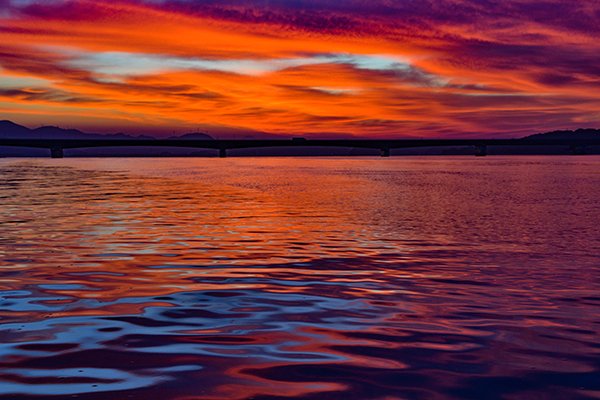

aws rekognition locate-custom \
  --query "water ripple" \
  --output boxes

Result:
[0,157,599,399]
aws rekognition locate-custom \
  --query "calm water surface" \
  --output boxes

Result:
[0,156,599,399]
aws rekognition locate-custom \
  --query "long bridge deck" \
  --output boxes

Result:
[1,138,599,158]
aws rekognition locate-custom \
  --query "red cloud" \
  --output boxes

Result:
[0,0,599,137]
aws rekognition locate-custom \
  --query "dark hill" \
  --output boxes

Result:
[0,120,214,140]
[525,128,600,140]
[0,120,35,138]
[0,121,155,140]
[169,132,214,140]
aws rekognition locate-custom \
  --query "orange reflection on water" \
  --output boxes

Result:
[0,157,599,399]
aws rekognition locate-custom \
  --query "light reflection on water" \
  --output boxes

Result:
[0,156,599,399]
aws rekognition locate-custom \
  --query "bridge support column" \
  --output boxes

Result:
[50,147,64,158]
[475,145,487,157]
[380,148,390,157]
[219,148,227,158]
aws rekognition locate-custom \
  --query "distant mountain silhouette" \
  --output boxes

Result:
[0,120,31,137]
[0,120,216,157]
[1,120,598,141]
[0,120,213,140]
[0,120,155,140]
[524,128,600,140]
[169,132,214,140]
[1,119,599,156]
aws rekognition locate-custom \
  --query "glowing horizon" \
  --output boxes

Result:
[1,0,599,138]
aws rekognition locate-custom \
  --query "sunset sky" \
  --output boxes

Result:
[0,0,599,138]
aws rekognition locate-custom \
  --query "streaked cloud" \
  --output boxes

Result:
[60,49,418,79]
[0,0,599,137]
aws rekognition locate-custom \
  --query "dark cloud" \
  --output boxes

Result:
[127,0,600,35]
[0,87,103,103]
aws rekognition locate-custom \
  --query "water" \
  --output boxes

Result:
[0,156,599,399]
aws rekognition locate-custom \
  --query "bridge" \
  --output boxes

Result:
[1,138,599,158]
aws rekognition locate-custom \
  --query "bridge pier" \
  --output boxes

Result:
[219,148,227,158]
[50,147,64,158]
[380,148,390,157]
[474,144,487,157]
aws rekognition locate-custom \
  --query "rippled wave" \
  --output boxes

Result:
[0,157,599,399]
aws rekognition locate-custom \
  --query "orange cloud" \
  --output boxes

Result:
[0,0,599,137]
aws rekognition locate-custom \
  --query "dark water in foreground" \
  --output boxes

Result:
[0,156,599,400]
